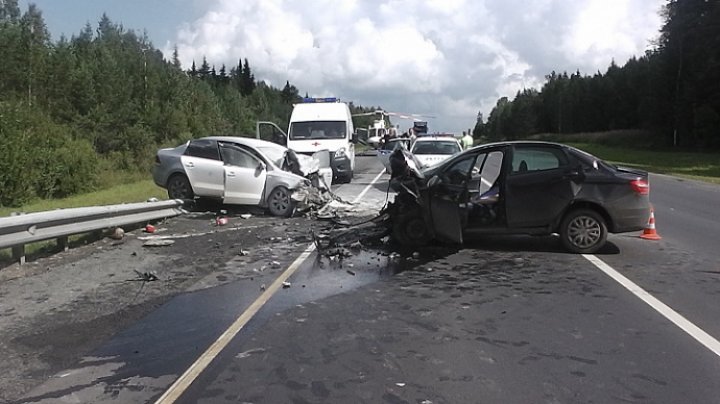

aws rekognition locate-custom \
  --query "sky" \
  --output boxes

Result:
[20,0,666,134]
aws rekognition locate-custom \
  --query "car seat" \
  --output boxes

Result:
[519,160,528,172]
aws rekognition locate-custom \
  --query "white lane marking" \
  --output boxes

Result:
[155,169,386,404]
[583,254,720,358]
[353,169,386,204]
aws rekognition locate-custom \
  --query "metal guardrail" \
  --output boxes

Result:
[0,199,187,265]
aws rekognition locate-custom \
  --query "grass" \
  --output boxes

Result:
[528,130,720,184]
[0,178,167,263]
[566,143,720,184]
[0,180,167,217]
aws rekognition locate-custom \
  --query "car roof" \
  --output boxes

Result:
[201,136,285,150]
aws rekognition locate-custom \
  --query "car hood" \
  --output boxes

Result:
[414,154,453,168]
[295,151,330,175]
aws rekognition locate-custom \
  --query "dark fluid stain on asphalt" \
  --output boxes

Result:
[37,244,443,399]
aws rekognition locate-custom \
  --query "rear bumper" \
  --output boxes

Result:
[610,203,650,233]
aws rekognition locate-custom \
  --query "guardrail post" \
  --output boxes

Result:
[12,245,25,265]
[58,236,69,252]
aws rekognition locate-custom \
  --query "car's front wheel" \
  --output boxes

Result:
[392,210,431,246]
[167,174,194,200]
[559,208,607,253]
[267,186,294,217]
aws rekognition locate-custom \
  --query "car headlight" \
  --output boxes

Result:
[334,148,346,158]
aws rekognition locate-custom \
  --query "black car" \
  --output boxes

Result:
[387,141,651,253]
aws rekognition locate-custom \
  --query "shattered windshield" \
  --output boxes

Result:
[256,145,286,167]
[289,121,346,140]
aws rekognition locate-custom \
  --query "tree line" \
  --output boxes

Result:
[475,0,720,150]
[0,1,378,207]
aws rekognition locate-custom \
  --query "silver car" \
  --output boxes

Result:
[153,136,332,216]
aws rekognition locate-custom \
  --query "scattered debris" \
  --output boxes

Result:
[395,382,406,387]
[238,249,249,256]
[282,281,291,288]
[146,197,159,202]
[261,284,266,291]
[110,227,125,240]
[271,261,281,268]
[235,348,266,359]
[216,217,229,226]
[129,270,159,282]
[346,270,356,276]
[240,213,252,219]
[412,252,420,259]
[142,239,175,247]
[144,224,157,233]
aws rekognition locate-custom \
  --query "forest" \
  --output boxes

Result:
[2,1,718,208]
[0,1,379,207]
[475,0,720,151]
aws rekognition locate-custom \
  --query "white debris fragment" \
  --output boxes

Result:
[235,348,266,359]
[282,281,291,288]
[271,261,281,268]
[395,382,406,387]
[240,214,252,219]
[142,239,175,247]
[110,227,125,240]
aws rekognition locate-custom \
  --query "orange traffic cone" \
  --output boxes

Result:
[640,206,662,240]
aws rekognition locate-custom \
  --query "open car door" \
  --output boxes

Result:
[256,121,287,147]
[427,155,477,243]
[218,142,267,205]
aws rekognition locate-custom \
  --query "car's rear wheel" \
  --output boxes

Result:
[167,174,194,200]
[392,210,431,246]
[559,208,607,253]
[268,186,294,217]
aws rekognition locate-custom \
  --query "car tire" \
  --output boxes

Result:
[167,174,194,200]
[392,210,431,246]
[267,186,294,217]
[559,208,608,254]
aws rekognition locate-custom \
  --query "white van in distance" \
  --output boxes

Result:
[257,97,357,184]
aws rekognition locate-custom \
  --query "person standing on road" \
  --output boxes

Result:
[461,131,474,150]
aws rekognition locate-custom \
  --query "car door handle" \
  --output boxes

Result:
[227,171,236,177]
[185,162,194,168]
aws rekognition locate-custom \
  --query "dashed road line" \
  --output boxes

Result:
[155,169,386,404]
[583,254,720,358]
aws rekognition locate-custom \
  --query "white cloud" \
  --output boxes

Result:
[167,0,665,134]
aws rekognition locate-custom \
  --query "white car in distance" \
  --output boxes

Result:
[410,136,463,168]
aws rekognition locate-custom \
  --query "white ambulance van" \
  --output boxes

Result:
[257,97,357,184]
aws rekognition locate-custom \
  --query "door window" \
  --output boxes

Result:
[185,139,220,160]
[511,146,568,174]
[219,143,260,169]
[442,156,475,186]
[472,151,504,194]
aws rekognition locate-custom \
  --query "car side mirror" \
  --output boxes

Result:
[352,132,359,144]
[427,175,442,188]
[256,161,266,171]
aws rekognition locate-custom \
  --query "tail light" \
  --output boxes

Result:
[630,179,649,195]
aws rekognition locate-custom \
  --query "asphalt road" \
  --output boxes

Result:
[15,155,720,404]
